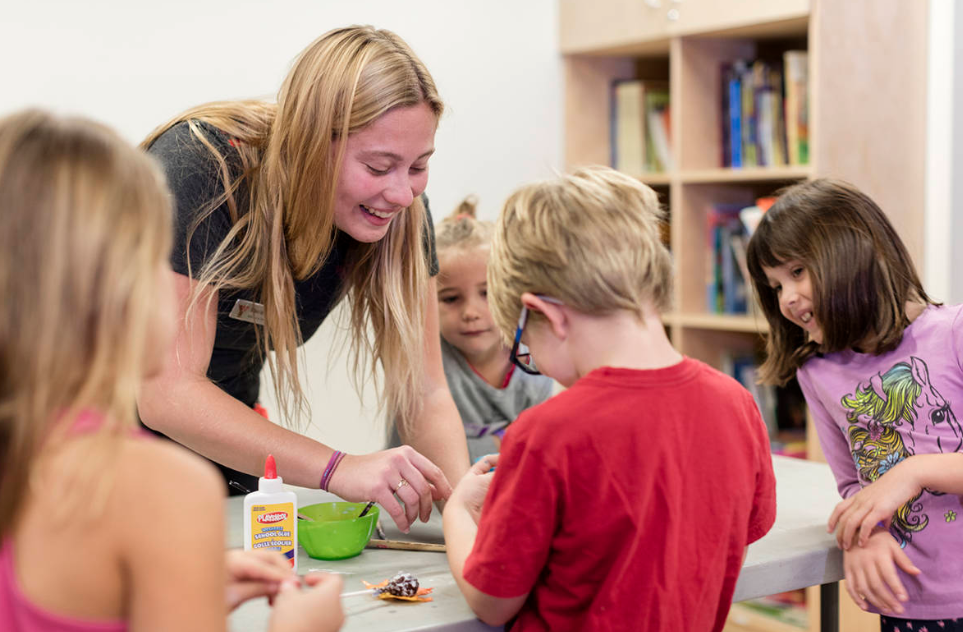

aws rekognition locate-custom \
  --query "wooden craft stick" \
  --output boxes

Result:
[365,539,446,552]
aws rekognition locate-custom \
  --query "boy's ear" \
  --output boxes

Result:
[520,292,568,340]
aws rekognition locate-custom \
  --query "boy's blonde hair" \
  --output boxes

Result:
[141,25,443,433]
[0,110,173,533]
[436,196,493,255]
[488,166,671,341]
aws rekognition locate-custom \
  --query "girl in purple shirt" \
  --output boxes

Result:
[746,178,963,631]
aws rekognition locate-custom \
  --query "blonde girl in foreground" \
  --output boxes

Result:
[0,110,342,631]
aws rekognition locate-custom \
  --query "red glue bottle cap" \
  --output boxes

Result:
[258,454,283,492]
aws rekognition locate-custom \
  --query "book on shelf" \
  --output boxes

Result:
[610,79,672,175]
[722,353,809,459]
[783,50,809,166]
[721,56,804,169]
[706,203,749,315]
[612,80,645,176]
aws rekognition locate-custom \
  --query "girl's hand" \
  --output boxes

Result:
[269,573,344,632]
[327,447,453,533]
[827,460,921,549]
[224,549,297,611]
[842,528,920,615]
[449,454,498,525]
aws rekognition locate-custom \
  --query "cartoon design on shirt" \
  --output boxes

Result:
[840,357,962,546]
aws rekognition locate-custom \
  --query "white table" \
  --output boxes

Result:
[228,456,844,631]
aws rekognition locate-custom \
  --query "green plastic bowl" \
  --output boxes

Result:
[298,502,379,560]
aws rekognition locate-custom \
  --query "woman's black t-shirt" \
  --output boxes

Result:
[146,120,438,491]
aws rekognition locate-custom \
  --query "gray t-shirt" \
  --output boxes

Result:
[440,339,555,462]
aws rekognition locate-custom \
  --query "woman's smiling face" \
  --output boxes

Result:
[332,102,437,243]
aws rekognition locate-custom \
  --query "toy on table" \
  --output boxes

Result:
[341,571,434,602]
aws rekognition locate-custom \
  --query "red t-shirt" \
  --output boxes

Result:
[463,359,776,632]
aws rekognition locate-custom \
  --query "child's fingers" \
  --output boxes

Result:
[228,549,295,582]
[838,504,871,550]
[893,545,922,576]
[827,497,854,532]
[227,580,279,610]
[877,557,909,606]
[844,566,870,611]
[470,454,498,475]
[866,562,903,615]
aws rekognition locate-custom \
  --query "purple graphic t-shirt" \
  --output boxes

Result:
[798,304,963,620]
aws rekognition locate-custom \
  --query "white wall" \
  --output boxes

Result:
[925,0,963,304]
[1,0,563,453]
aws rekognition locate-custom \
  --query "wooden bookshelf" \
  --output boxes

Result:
[560,0,928,630]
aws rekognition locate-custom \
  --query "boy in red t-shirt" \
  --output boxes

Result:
[442,166,777,631]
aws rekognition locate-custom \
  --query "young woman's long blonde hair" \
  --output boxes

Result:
[0,110,173,534]
[141,26,444,430]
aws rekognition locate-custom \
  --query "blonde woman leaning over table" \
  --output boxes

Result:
[137,26,470,533]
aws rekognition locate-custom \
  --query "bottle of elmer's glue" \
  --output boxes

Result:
[243,454,298,570]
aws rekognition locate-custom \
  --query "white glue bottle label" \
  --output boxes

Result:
[243,454,298,570]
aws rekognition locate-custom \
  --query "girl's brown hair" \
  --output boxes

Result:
[0,110,172,533]
[141,25,444,430]
[746,178,937,386]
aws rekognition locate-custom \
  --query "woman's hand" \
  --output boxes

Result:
[828,460,921,549]
[224,549,297,611]
[327,446,453,533]
[842,528,920,615]
[449,454,498,525]
[269,573,344,632]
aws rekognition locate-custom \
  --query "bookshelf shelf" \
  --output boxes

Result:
[672,312,768,334]
[678,166,810,184]
[636,172,672,186]
[561,1,927,631]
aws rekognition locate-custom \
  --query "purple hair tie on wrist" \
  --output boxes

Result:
[320,450,346,491]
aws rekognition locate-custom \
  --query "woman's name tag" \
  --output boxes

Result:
[229,299,265,325]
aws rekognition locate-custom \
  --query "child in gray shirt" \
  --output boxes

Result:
[434,197,554,461]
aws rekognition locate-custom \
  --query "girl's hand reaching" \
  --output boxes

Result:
[842,528,920,615]
[827,459,921,549]
[269,573,344,632]
[224,549,297,611]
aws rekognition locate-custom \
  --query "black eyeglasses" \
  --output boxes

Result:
[510,296,564,375]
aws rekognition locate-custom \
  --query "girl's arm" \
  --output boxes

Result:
[119,440,343,632]
[138,272,452,532]
[119,439,228,631]
[797,371,863,498]
[443,456,527,626]
[394,281,471,496]
[829,453,963,547]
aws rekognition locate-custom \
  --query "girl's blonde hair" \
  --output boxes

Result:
[488,166,672,342]
[141,26,444,430]
[746,178,937,386]
[436,196,493,255]
[0,110,172,534]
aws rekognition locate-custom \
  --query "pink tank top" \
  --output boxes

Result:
[0,536,126,632]
[0,411,129,631]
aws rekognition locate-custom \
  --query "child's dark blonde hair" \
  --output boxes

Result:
[0,110,173,533]
[487,166,671,342]
[746,178,937,386]
[436,195,493,255]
